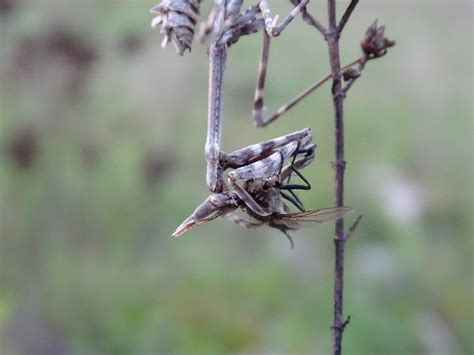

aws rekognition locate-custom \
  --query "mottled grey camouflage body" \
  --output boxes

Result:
[173,142,351,247]
[173,127,351,248]
[151,0,201,55]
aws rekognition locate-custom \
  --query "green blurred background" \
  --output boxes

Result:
[0,0,472,354]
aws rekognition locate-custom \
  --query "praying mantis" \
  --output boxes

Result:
[150,0,353,246]
[172,128,352,247]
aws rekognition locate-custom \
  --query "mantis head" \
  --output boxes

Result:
[172,193,237,237]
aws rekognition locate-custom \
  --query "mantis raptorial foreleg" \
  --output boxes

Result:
[223,128,311,168]
[205,0,311,191]
[259,0,310,37]
[226,137,310,217]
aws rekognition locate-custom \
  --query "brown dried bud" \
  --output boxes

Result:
[361,20,396,59]
[151,0,201,55]
[342,67,361,81]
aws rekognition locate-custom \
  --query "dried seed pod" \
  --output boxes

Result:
[150,0,202,55]
[361,20,396,59]
[342,67,361,81]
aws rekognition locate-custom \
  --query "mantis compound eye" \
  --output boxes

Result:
[209,194,234,207]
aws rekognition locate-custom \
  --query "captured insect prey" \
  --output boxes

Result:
[173,130,353,248]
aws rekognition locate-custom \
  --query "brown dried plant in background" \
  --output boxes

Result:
[5,125,39,170]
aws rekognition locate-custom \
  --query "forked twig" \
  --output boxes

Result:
[344,215,362,240]
[338,0,359,34]
[290,0,327,36]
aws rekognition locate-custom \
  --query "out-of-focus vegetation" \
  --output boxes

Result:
[0,1,472,354]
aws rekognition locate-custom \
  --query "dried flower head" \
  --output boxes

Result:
[151,0,201,55]
[342,67,361,81]
[361,20,395,59]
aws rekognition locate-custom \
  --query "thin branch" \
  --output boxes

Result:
[326,0,348,354]
[290,0,328,36]
[338,0,359,34]
[344,215,362,240]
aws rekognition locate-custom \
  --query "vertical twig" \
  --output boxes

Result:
[298,2,391,352]
[326,1,348,354]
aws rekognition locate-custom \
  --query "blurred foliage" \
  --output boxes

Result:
[0,0,472,354]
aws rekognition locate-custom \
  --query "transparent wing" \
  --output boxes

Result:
[273,206,353,229]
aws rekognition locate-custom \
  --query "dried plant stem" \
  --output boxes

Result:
[326,0,359,354]
[338,0,359,33]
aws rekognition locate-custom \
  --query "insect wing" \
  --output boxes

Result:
[275,206,353,229]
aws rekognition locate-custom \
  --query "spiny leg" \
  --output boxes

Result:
[227,142,304,218]
[252,1,363,127]
[224,133,313,218]
[280,161,311,212]
[253,30,271,127]
[286,142,301,184]
[254,75,334,127]
[280,143,316,182]
[280,147,315,212]
[281,165,312,190]
[253,58,362,127]
[285,141,315,183]
[227,141,302,218]
[253,0,312,127]
[259,0,310,37]
[252,0,360,128]
[229,174,271,217]
[281,190,305,212]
